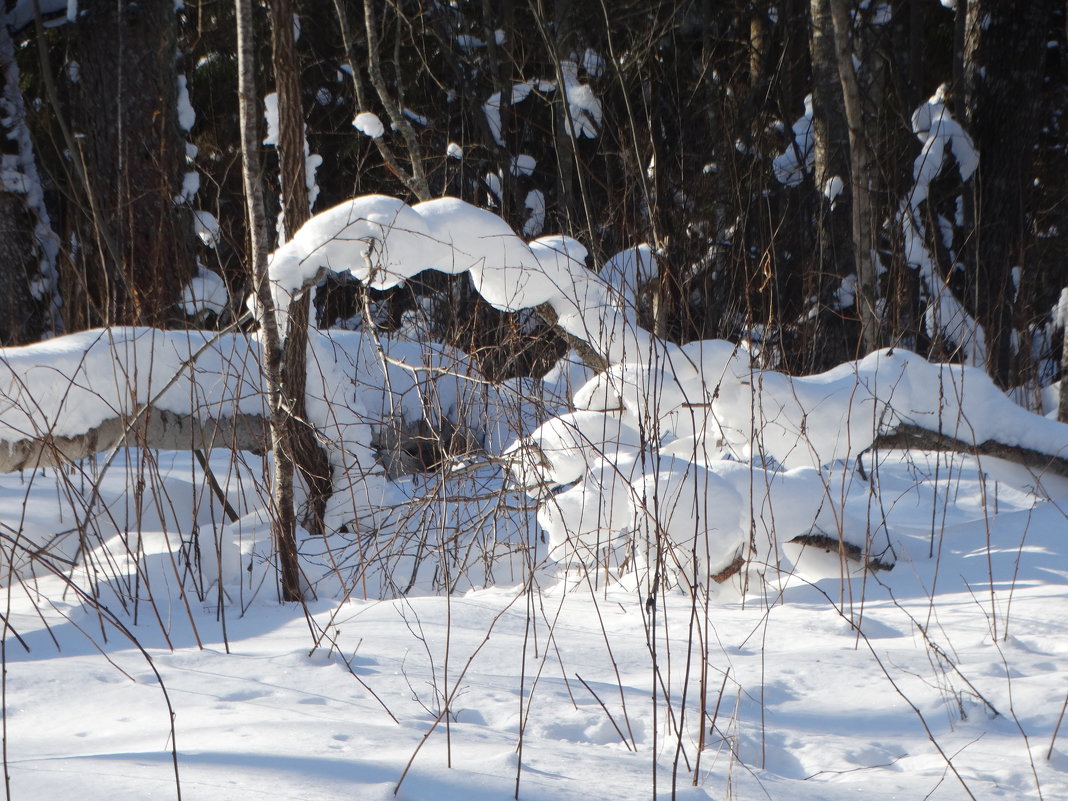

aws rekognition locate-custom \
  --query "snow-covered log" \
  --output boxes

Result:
[0,407,266,473]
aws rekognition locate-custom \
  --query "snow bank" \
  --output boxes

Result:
[264,194,1068,592]
[8,193,1068,600]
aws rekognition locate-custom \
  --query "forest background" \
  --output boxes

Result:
[3,0,1066,408]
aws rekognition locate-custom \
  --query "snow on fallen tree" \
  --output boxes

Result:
[3,194,1068,598]
[265,195,1068,590]
[0,326,543,522]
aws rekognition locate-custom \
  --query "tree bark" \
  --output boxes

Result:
[828,0,880,355]
[961,0,1053,387]
[0,20,47,345]
[237,0,303,602]
[268,0,332,538]
[0,195,41,345]
[0,408,267,474]
[871,422,1068,481]
[808,0,856,358]
[64,0,195,329]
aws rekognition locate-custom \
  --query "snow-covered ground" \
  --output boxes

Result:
[2,444,1066,801]
[2,190,1067,800]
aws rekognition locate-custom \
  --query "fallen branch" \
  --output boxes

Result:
[872,422,1068,480]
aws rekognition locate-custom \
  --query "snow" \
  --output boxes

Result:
[403,107,428,126]
[1053,287,1068,329]
[483,71,600,145]
[909,86,977,207]
[455,34,485,50]
[583,47,605,77]
[822,174,844,205]
[901,87,984,363]
[8,0,70,30]
[352,111,384,139]
[4,193,1068,801]
[177,74,195,131]
[511,153,536,176]
[601,244,658,309]
[192,209,220,247]
[773,95,814,186]
[263,92,279,146]
[181,265,228,317]
[523,189,545,237]
[561,61,602,139]
[2,447,1068,800]
[178,170,200,203]
[483,82,535,146]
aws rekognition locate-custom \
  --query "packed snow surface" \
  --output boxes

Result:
[2,446,1068,801]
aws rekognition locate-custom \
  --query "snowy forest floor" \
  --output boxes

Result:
[1,449,1067,800]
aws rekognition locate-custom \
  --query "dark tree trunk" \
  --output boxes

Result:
[65,0,195,328]
[0,16,50,344]
[828,0,880,356]
[808,0,856,362]
[962,0,1053,387]
[237,0,303,602]
[269,0,332,537]
[0,194,42,345]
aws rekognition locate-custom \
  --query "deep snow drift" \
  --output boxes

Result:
[1,194,1067,799]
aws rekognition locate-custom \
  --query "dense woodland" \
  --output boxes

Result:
[1,0,1066,404]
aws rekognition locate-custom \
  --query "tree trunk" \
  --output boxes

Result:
[828,0,880,355]
[808,0,856,360]
[962,0,1052,387]
[0,19,48,345]
[236,0,303,602]
[268,0,332,538]
[1060,309,1068,423]
[65,0,195,329]
[0,195,41,346]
